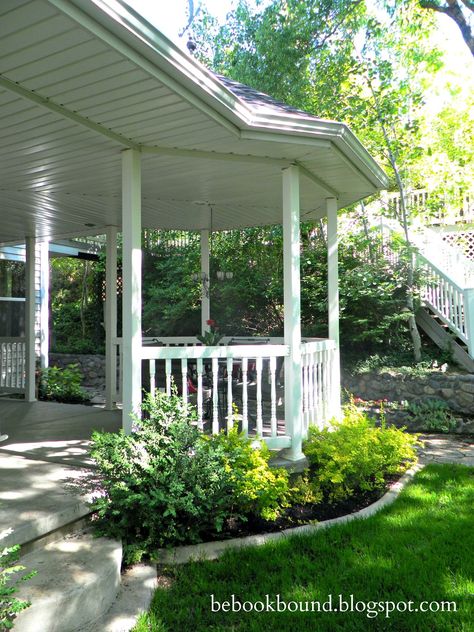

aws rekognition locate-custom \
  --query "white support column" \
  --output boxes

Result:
[464,288,474,358]
[200,229,210,335]
[122,149,142,433]
[39,240,49,369]
[25,236,36,402]
[327,197,341,419]
[105,225,118,410]
[282,165,304,461]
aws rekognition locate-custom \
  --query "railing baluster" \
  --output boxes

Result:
[212,357,219,434]
[241,358,248,436]
[149,359,156,397]
[256,356,263,436]
[0,343,3,387]
[197,358,203,431]
[270,355,277,437]
[165,358,172,395]
[181,358,188,406]
[227,357,233,431]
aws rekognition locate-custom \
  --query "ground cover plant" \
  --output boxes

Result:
[134,464,474,632]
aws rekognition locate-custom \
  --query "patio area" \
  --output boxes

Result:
[0,398,121,467]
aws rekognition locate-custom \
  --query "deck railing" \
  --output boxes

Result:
[0,337,26,392]
[114,337,337,449]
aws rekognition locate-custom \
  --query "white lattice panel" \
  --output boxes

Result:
[442,231,474,262]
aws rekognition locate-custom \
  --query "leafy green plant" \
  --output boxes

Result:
[202,428,289,521]
[90,392,289,562]
[1,543,36,630]
[407,399,457,433]
[196,319,223,345]
[303,403,419,503]
[38,364,89,404]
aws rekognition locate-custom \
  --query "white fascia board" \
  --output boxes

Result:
[53,0,388,192]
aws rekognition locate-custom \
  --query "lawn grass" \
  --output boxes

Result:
[133,464,474,631]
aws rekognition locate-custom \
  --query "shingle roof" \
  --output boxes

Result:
[215,74,315,119]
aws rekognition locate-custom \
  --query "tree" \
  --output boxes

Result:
[418,0,474,56]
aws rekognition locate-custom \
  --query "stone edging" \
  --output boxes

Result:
[153,463,424,565]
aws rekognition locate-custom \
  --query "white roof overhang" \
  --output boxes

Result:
[0,0,389,243]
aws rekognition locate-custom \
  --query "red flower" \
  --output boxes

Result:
[206,319,216,327]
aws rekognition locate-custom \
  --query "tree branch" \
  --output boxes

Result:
[419,0,474,56]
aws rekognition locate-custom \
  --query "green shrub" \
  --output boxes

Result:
[407,399,458,433]
[303,403,419,503]
[0,544,36,630]
[38,364,89,404]
[90,392,289,562]
[202,429,289,521]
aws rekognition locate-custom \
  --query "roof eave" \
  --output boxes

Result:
[53,0,389,193]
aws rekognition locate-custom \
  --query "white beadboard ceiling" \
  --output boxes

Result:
[0,0,389,243]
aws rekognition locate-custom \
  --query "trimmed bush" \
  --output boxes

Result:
[303,403,419,503]
[90,392,289,562]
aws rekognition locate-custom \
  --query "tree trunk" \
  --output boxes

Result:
[366,73,422,362]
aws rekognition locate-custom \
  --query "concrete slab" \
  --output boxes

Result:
[14,531,122,632]
[0,452,98,548]
[0,399,121,466]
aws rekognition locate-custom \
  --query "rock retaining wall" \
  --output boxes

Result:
[343,370,474,415]
[49,353,106,388]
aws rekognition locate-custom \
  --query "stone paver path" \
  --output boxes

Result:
[418,433,474,467]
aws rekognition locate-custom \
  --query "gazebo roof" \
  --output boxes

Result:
[0,0,389,243]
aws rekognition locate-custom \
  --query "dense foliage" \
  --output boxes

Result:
[303,403,419,502]
[90,392,290,563]
[38,364,89,404]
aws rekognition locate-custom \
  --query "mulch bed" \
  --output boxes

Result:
[206,475,400,542]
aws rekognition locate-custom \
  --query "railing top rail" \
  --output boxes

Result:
[141,344,290,360]
[379,219,474,288]
[302,339,337,352]
[0,337,26,343]
[416,253,464,293]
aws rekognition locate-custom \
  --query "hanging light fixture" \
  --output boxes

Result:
[192,204,233,287]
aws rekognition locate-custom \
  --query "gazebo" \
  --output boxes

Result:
[0,0,388,461]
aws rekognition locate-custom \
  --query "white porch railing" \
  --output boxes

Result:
[377,220,474,357]
[387,189,474,225]
[0,337,26,392]
[301,339,336,434]
[114,337,337,449]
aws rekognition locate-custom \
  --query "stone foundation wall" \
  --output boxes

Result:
[343,370,474,415]
[49,353,106,388]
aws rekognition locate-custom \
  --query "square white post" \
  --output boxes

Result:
[122,149,142,433]
[39,240,49,369]
[25,236,36,402]
[327,197,341,419]
[282,165,304,461]
[464,288,474,358]
[200,229,210,335]
[105,225,118,410]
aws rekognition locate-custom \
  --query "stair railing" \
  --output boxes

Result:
[377,218,474,359]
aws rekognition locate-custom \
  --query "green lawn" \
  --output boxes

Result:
[134,464,474,631]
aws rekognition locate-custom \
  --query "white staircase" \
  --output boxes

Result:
[377,218,474,371]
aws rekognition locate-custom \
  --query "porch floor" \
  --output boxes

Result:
[0,398,121,467]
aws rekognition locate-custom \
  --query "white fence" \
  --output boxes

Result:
[114,336,337,449]
[0,337,26,392]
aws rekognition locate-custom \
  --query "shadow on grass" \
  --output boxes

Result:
[138,464,474,632]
